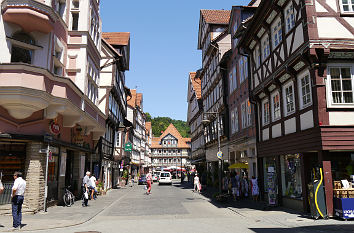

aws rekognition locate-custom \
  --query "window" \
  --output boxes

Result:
[271,91,281,120]
[254,46,261,68]
[272,18,282,48]
[72,0,79,8]
[262,99,270,126]
[283,81,295,115]
[241,102,247,129]
[71,13,79,30]
[328,66,353,104]
[298,70,312,109]
[231,108,236,134]
[240,56,248,83]
[340,0,354,13]
[246,100,252,126]
[280,154,302,200]
[284,2,295,32]
[261,35,270,61]
[10,32,35,64]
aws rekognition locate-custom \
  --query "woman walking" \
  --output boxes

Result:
[251,176,259,201]
[146,170,153,195]
[194,173,200,193]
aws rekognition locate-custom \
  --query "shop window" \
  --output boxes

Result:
[10,32,35,64]
[280,154,302,200]
[263,157,277,205]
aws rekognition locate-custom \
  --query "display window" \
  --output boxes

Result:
[280,154,302,200]
[263,157,278,205]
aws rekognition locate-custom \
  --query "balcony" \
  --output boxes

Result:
[1,0,59,34]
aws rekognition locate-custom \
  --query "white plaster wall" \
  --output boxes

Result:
[345,18,354,28]
[315,0,328,12]
[32,31,50,69]
[284,117,296,135]
[98,87,106,114]
[70,46,87,93]
[287,24,304,56]
[329,112,354,125]
[127,107,134,123]
[300,110,314,130]
[262,128,269,141]
[272,123,281,138]
[326,0,338,12]
[0,21,19,62]
[317,18,353,38]
[99,71,111,86]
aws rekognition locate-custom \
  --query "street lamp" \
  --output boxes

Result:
[202,111,222,194]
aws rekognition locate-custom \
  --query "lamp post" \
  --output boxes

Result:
[202,111,222,194]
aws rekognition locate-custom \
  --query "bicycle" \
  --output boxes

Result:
[63,186,75,207]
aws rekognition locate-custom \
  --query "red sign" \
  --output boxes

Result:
[49,122,60,135]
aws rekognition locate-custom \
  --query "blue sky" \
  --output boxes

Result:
[101,0,250,121]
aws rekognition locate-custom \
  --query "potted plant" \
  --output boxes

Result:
[97,181,103,195]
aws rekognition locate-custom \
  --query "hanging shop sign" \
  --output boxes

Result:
[49,121,60,135]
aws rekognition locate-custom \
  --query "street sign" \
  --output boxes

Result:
[124,142,132,152]
[217,151,223,159]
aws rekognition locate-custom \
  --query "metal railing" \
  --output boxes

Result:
[0,183,14,205]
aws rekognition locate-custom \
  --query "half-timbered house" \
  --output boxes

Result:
[238,0,354,212]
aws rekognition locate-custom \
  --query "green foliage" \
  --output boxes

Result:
[145,112,190,138]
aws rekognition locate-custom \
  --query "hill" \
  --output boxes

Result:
[145,113,190,138]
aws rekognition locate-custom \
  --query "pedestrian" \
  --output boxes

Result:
[146,170,152,195]
[11,171,26,231]
[251,176,259,202]
[89,174,97,200]
[230,172,237,200]
[82,171,90,206]
[235,172,241,200]
[194,173,200,193]
[242,175,249,198]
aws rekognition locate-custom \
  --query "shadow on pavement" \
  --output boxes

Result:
[250,224,354,233]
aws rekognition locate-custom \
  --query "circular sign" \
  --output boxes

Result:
[49,122,60,135]
[217,151,223,159]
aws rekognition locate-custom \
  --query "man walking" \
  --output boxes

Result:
[11,172,26,231]
[82,171,90,207]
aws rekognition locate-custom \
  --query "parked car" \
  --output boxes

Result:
[138,175,147,185]
[158,172,172,185]
[153,171,161,182]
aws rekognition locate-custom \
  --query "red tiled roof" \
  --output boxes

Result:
[190,72,202,100]
[102,32,130,46]
[127,89,143,108]
[201,9,231,25]
[151,123,190,149]
[136,93,143,108]
[145,122,151,134]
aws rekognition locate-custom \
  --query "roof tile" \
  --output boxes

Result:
[201,9,231,24]
[102,32,130,46]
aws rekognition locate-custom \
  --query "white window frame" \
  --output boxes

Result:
[284,2,295,33]
[231,108,235,134]
[297,69,312,109]
[241,101,247,129]
[261,34,270,61]
[326,64,354,108]
[271,91,281,121]
[262,98,270,126]
[253,45,261,68]
[282,81,295,116]
[246,99,252,127]
[271,17,283,49]
[235,107,239,132]
[340,0,354,13]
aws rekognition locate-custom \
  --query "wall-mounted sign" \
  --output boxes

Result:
[49,121,60,135]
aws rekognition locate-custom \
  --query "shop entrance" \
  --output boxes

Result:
[65,150,76,194]
[0,142,26,205]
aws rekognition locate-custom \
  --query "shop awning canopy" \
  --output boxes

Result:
[228,163,249,169]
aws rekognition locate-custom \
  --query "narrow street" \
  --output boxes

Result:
[4,181,350,233]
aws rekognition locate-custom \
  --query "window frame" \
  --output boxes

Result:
[261,34,270,61]
[326,64,354,108]
[271,17,283,49]
[271,91,281,121]
[262,98,270,126]
[340,0,354,13]
[297,69,312,109]
[282,80,296,116]
[284,2,295,33]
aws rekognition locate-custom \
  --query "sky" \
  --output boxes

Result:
[101,0,250,121]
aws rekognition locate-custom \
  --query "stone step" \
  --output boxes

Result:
[0,204,35,216]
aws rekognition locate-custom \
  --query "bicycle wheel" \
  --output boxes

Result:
[70,192,75,205]
[63,193,72,207]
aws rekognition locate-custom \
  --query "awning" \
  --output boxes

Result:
[228,163,249,169]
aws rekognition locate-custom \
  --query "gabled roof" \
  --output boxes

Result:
[127,89,143,109]
[145,122,151,135]
[190,72,202,100]
[151,123,190,149]
[201,9,231,25]
[102,32,130,46]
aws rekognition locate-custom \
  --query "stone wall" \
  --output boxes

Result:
[24,142,46,212]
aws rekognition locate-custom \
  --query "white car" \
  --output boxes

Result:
[158,172,172,185]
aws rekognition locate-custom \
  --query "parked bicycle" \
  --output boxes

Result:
[63,186,75,207]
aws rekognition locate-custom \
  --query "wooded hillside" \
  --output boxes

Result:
[145,113,190,138]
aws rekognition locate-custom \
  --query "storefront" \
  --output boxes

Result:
[262,157,278,206]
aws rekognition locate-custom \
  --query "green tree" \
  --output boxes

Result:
[145,114,190,138]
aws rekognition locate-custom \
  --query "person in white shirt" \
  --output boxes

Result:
[11,171,26,230]
[194,173,200,193]
[89,174,97,200]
